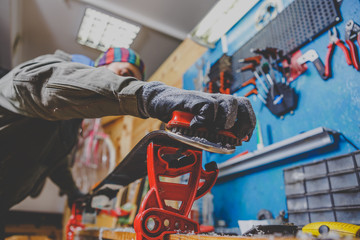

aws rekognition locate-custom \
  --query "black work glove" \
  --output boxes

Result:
[137,81,256,141]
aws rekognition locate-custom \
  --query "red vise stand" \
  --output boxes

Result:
[66,201,85,240]
[134,142,219,240]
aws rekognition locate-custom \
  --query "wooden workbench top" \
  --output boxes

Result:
[77,228,301,240]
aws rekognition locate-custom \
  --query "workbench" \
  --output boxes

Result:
[76,228,295,240]
[75,228,360,240]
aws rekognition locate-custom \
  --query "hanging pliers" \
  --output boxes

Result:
[345,20,360,71]
[325,27,352,77]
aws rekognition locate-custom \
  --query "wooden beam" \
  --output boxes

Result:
[148,37,207,88]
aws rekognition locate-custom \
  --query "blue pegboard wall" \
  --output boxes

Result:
[183,0,360,228]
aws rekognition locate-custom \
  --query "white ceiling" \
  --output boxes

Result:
[0,0,218,79]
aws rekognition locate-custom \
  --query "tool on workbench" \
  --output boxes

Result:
[297,49,328,80]
[345,20,360,71]
[302,222,360,238]
[325,27,352,77]
[242,224,298,236]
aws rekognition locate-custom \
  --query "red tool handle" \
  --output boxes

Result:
[335,39,352,65]
[325,43,335,77]
[241,63,256,72]
[346,39,360,70]
[244,88,258,97]
[242,77,256,87]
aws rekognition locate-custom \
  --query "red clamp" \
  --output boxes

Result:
[134,143,218,240]
[325,27,352,77]
[66,202,85,240]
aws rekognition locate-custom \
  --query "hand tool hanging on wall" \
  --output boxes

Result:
[241,77,265,102]
[265,82,298,117]
[218,54,232,94]
[275,50,292,83]
[325,27,352,78]
[239,51,298,117]
[239,60,269,94]
[252,47,278,81]
[238,59,268,104]
[345,20,360,71]
[250,48,298,117]
[297,49,328,80]
[206,54,233,94]
[231,0,342,89]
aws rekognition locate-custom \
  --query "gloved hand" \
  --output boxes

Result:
[137,81,256,141]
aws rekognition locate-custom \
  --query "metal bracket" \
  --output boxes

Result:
[218,127,338,179]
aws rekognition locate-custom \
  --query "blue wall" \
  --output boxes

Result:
[183,0,360,228]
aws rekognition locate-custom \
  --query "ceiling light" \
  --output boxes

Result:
[77,8,141,51]
[190,0,260,48]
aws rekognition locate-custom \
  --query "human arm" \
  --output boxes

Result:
[0,50,256,140]
[0,50,146,120]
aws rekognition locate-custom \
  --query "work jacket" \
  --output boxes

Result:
[0,50,146,211]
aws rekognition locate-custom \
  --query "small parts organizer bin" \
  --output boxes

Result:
[284,150,360,226]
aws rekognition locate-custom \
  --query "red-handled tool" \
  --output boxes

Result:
[345,20,360,71]
[244,88,258,97]
[219,71,231,94]
[242,77,257,87]
[325,27,352,77]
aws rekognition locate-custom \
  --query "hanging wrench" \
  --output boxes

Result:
[297,49,328,80]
